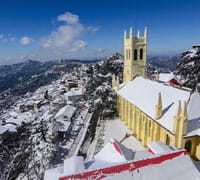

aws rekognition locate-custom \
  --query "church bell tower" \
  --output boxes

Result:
[123,27,147,82]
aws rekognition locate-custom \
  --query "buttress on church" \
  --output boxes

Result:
[112,27,200,160]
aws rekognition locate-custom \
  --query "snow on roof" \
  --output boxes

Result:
[186,92,200,136]
[5,111,33,125]
[64,88,83,97]
[9,111,18,118]
[89,139,150,170]
[94,154,200,180]
[52,140,200,180]
[52,95,65,104]
[147,141,174,154]
[0,126,8,135]
[53,121,71,132]
[6,117,23,126]
[94,139,131,163]
[158,72,174,82]
[63,156,85,175]
[3,124,17,132]
[54,105,76,120]
[117,76,200,136]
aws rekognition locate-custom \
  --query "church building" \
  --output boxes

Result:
[112,27,200,160]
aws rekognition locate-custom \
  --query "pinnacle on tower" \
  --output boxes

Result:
[173,100,181,133]
[124,30,127,39]
[182,101,188,135]
[144,27,147,39]
[155,92,162,119]
[158,92,162,107]
[182,101,187,118]
[130,27,133,38]
[137,30,140,38]
[177,100,181,116]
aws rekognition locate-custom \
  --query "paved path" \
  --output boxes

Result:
[66,110,93,158]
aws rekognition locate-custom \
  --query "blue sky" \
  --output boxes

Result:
[0,0,200,64]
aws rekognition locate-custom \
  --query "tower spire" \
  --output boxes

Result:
[182,101,188,135]
[144,27,147,39]
[155,92,162,119]
[130,27,133,38]
[182,101,187,117]
[124,30,127,40]
[177,100,181,116]
[137,30,140,38]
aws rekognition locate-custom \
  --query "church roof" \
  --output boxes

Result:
[158,72,174,82]
[44,140,200,180]
[117,76,200,137]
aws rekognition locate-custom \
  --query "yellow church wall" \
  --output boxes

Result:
[158,127,175,146]
[118,96,200,160]
[131,105,135,133]
[147,117,153,143]
[196,140,200,160]
[114,27,200,161]
[184,136,200,160]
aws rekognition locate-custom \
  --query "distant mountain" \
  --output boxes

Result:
[0,60,57,93]
[60,59,99,64]
[0,59,98,94]
[148,56,179,70]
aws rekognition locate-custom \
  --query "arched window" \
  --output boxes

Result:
[126,49,128,60]
[134,49,137,60]
[185,140,192,153]
[166,134,170,145]
[140,48,143,60]
[129,49,131,60]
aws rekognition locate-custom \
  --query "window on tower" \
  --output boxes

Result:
[134,49,137,60]
[140,48,143,60]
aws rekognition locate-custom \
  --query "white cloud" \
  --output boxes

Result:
[41,12,98,55]
[20,36,34,45]
[87,26,99,33]
[98,48,107,53]
[57,12,79,24]
[3,38,8,42]
[10,37,15,42]
[0,34,15,42]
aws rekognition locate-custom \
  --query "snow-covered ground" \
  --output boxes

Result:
[102,118,145,151]
[87,117,145,160]
[0,65,90,180]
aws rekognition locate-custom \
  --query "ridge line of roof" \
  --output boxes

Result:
[130,75,192,93]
